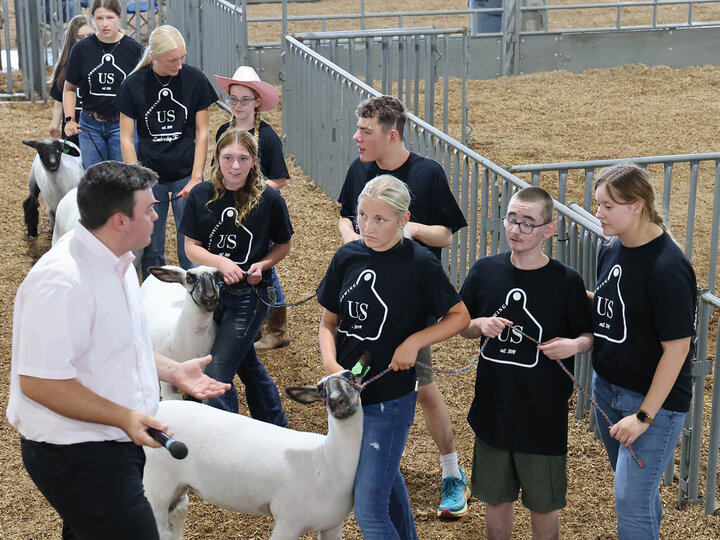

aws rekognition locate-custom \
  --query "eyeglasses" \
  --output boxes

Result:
[502,216,550,234]
[227,96,257,107]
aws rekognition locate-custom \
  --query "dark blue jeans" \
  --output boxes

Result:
[207,284,288,426]
[21,438,159,540]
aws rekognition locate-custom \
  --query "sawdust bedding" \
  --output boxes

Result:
[1,3,720,538]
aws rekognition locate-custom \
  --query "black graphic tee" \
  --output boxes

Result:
[460,252,592,455]
[317,240,461,406]
[592,233,696,412]
[115,64,218,182]
[180,182,293,283]
[65,34,144,116]
[338,153,467,260]
[215,121,289,181]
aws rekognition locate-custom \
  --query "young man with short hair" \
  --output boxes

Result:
[459,186,593,539]
[338,95,471,518]
[7,161,229,539]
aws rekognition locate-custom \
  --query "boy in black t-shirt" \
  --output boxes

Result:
[460,187,593,539]
[337,95,470,519]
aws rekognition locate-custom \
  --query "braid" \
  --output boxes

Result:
[253,111,261,146]
[649,207,667,232]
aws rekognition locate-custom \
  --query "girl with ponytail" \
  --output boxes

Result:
[590,163,696,539]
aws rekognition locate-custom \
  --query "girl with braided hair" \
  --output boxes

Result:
[214,66,292,351]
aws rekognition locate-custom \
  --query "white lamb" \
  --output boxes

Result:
[141,265,222,399]
[143,370,364,540]
[22,139,83,237]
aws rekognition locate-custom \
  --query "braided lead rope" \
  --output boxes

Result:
[251,287,318,308]
[504,324,644,469]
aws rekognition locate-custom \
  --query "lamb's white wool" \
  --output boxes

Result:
[140,265,222,399]
[22,139,83,237]
[143,371,364,540]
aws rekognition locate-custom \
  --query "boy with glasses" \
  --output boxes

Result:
[459,186,593,540]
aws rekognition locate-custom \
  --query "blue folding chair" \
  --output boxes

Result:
[126,1,159,41]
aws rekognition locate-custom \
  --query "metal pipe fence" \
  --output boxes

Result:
[507,153,720,295]
[293,27,469,145]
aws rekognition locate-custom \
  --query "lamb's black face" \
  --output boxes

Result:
[185,269,221,312]
[38,140,64,172]
[321,371,360,420]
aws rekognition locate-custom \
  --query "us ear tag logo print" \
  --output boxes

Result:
[88,54,125,96]
[146,88,188,142]
[207,207,253,263]
[593,264,627,343]
[338,270,388,341]
[483,288,542,368]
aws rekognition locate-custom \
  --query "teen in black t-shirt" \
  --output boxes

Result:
[460,187,593,539]
[180,127,291,427]
[115,25,218,278]
[591,164,696,539]
[317,174,469,539]
[63,1,143,169]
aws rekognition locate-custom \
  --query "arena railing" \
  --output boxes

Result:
[293,28,470,145]
[509,155,720,513]
[507,153,720,295]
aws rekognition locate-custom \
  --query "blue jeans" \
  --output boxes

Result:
[78,111,122,169]
[142,177,194,278]
[354,391,419,540]
[207,284,287,426]
[592,373,685,539]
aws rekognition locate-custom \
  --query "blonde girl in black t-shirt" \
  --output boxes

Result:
[317,175,469,539]
[591,163,696,539]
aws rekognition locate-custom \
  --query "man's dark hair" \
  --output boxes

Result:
[77,161,158,230]
[355,95,407,141]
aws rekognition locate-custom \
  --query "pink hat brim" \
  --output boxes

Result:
[214,74,279,112]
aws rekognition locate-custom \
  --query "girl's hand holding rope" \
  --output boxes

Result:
[390,338,421,371]
[609,413,650,448]
[216,257,246,285]
[245,264,263,285]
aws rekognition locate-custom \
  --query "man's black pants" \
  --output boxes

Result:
[21,438,159,539]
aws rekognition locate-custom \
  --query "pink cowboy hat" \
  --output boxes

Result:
[214,66,279,112]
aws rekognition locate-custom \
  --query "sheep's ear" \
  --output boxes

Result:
[62,141,81,157]
[285,385,323,405]
[148,265,186,284]
[350,351,372,384]
[22,140,38,150]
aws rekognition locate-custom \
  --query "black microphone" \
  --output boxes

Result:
[147,427,188,459]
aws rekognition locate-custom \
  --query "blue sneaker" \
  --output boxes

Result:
[437,466,471,519]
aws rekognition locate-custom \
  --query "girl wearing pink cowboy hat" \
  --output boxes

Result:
[214,65,291,351]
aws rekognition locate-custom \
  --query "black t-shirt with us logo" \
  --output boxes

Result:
[115,64,218,182]
[460,252,592,455]
[317,240,461,406]
[65,34,143,116]
[592,233,696,412]
[180,182,293,284]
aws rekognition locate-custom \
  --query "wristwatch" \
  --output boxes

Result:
[636,408,654,424]
[65,116,74,123]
